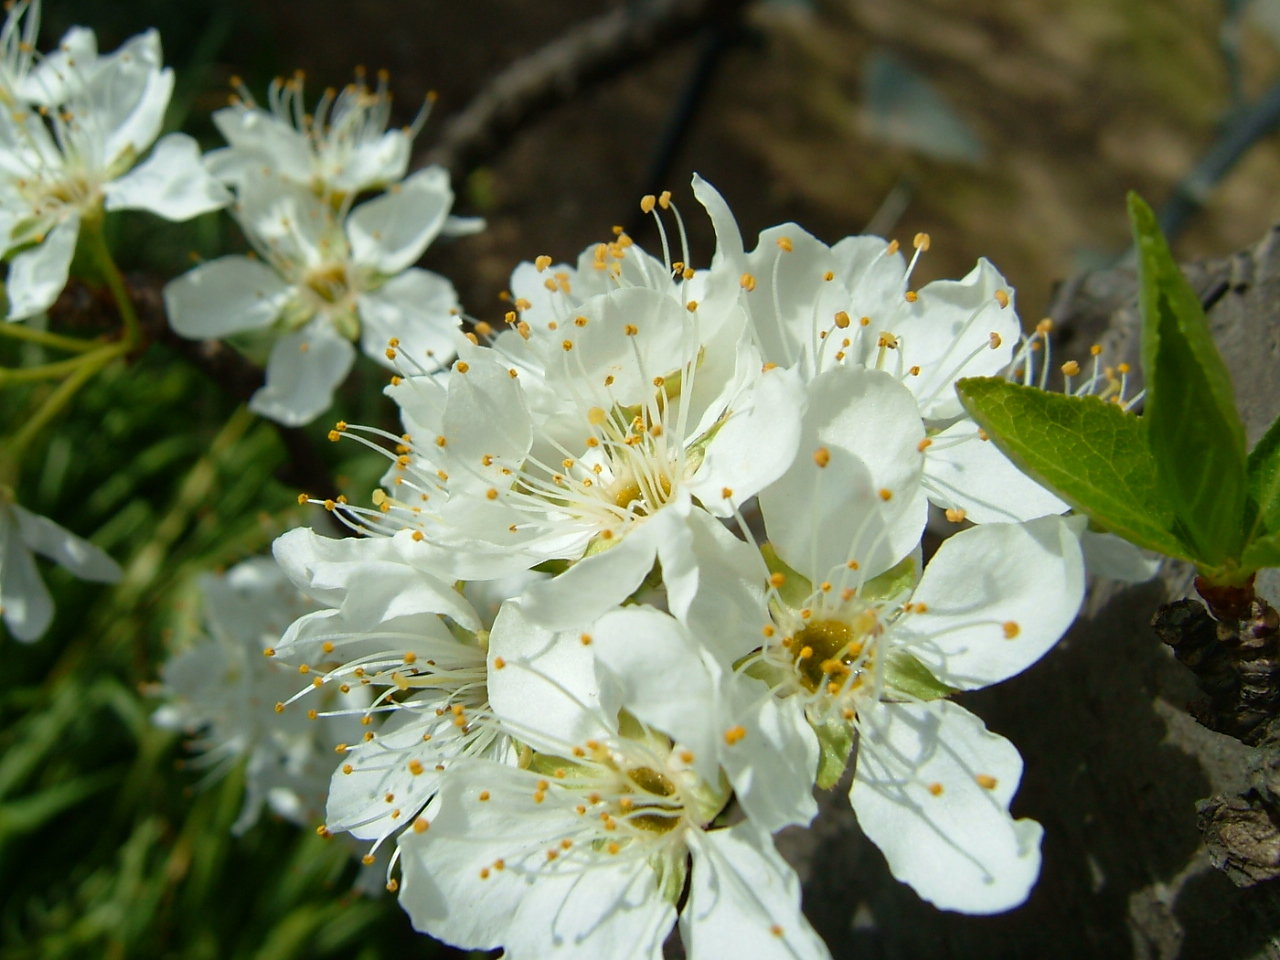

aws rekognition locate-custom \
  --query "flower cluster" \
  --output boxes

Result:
[249,178,1100,957]
[0,0,228,320]
[164,70,480,426]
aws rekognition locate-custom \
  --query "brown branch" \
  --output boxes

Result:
[424,0,752,179]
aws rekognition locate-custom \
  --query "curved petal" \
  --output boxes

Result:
[687,364,804,516]
[13,504,120,581]
[900,515,1084,690]
[890,258,1019,421]
[398,766,672,959]
[760,367,927,582]
[6,214,78,320]
[347,166,452,275]
[922,419,1068,523]
[163,256,290,339]
[210,107,313,185]
[0,510,53,641]
[851,700,1043,914]
[357,268,459,372]
[488,601,607,748]
[249,324,355,427]
[104,133,230,220]
[683,825,829,960]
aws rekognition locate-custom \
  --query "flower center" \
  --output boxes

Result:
[793,611,877,692]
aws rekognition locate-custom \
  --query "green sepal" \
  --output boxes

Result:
[955,377,1192,560]
[760,542,813,609]
[1130,192,1248,565]
[858,551,919,602]
[814,716,855,790]
[883,651,956,701]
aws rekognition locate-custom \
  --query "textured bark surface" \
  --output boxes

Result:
[780,225,1280,960]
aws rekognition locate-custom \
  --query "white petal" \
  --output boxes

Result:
[518,513,667,630]
[901,515,1084,689]
[325,710,446,841]
[271,527,478,630]
[104,133,230,220]
[891,258,1020,421]
[163,256,290,339]
[760,367,927,582]
[687,364,804,515]
[923,418,1068,523]
[691,173,746,270]
[347,166,452,275]
[851,700,1043,914]
[210,108,312,185]
[718,681,819,832]
[249,324,355,427]
[91,33,173,162]
[0,510,53,641]
[590,606,722,779]
[6,215,78,320]
[1080,529,1161,582]
[13,505,120,582]
[683,826,830,960]
[357,268,459,372]
[398,766,673,958]
[488,601,606,748]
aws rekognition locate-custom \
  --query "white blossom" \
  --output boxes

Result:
[0,491,120,642]
[164,169,461,425]
[0,3,228,320]
[152,557,368,833]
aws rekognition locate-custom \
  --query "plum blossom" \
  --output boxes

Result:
[397,602,827,959]
[728,502,1085,912]
[164,168,461,425]
[0,1,228,320]
[325,281,805,628]
[152,557,368,833]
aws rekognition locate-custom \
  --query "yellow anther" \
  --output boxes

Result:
[456,360,470,373]
[976,774,998,790]
[945,507,967,523]
[740,273,756,292]
[724,725,747,745]
[879,488,893,501]
[1002,620,1021,639]
[904,291,918,303]
[640,194,657,214]
[1061,360,1081,377]
[412,817,430,833]
[813,446,831,468]
[928,782,944,796]
[777,236,794,252]
[408,759,424,775]
[534,254,552,272]
[995,289,1010,308]
[913,232,931,251]
[833,311,851,329]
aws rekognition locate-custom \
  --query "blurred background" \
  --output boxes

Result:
[5,1,1280,957]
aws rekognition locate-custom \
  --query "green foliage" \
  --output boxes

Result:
[1131,193,1248,564]
[957,192,1280,589]
[953,379,1190,560]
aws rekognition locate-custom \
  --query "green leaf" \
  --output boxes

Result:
[1130,192,1248,564]
[883,651,956,701]
[956,377,1192,561]
[1241,528,1280,573]
[1247,413,1280,539]
[814,716,854,790]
